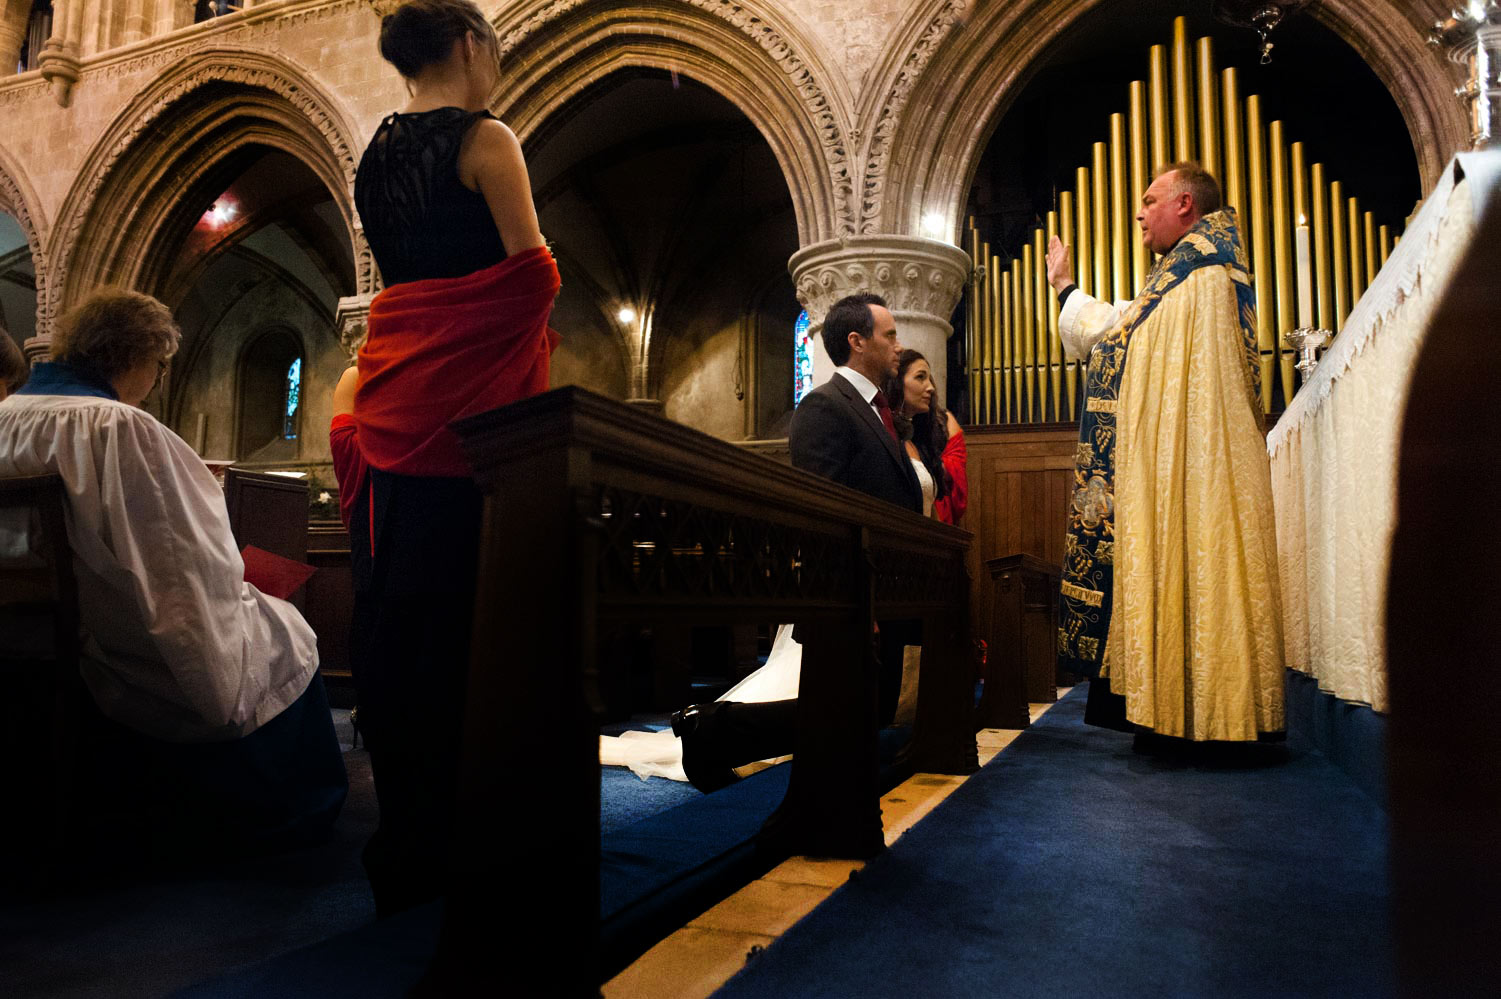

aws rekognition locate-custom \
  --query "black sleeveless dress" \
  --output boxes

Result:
[355,107,508,285]
[349,107,509,917]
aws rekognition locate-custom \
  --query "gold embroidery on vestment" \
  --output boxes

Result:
[1061,580,1104,607]
[1086,398,1118,413]
[1078,636,1100,660]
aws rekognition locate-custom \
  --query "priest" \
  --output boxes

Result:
[1046,161,1284,744]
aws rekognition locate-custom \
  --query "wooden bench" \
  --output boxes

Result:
[426,387,991,989]
[0,473,84,890]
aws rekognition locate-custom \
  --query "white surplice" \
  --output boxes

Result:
[0,393,318,742]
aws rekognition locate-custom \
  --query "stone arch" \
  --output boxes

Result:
[0,141,49,353]
[234,323,305,459]
[46,47,369,338]
[873,0,1468,240]
[489,0,854,243]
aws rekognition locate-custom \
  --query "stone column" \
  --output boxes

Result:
[0,1,29,77]
[789,235,971,400]
[38,1,81,107]
[335,294,373,358]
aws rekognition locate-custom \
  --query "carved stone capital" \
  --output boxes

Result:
[790,234,971,328]
[335,294,374,358]
[37,39,81,108]
[788,234,971,398]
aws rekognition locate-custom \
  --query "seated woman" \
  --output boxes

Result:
[0,289,346,853]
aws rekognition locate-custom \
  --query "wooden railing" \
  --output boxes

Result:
[431,386,992,989]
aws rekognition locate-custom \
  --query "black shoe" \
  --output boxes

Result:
[671,703,740,794]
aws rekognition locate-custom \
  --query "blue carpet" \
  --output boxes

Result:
[716,686,1393,999]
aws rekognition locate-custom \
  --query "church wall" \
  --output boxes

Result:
[0,0,1471,440]
[659,319,743,442]
[169,256,342,461]
[548,288,629,401]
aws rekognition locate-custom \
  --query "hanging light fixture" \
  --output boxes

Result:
[1212,1,1315,64]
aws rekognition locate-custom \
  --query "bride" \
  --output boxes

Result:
[599,353,946,782]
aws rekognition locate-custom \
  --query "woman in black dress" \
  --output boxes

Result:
[350,0,552,917]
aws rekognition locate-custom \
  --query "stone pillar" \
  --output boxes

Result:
[38,1,81,107]
[789,235,971,400]
[335,294,373,359]
[0,1,28,77]
[122,0,148,44]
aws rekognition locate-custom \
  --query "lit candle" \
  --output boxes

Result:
[1294,214,1314,329]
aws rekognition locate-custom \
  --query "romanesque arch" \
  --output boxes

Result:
[0,140,48,351]
[45,47,368,333]
[489,0,854,244]
[874,0,1468,240]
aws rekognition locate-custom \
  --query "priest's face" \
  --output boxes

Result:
[1137,171,1194,254]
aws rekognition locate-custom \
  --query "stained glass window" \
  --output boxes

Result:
[283,357,301,439]
[793,310,813,406]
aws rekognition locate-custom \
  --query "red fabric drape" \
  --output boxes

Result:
[934,426,968,525]
[353,246,561,478]
[328,413,366,530]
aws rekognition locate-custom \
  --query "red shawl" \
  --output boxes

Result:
[328,413,366,530]
[353,246,561,477]
[933,426,968,525]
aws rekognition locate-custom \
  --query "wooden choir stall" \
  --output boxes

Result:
[428,387,985,989]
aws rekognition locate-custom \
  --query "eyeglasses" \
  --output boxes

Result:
[154,359,169,388]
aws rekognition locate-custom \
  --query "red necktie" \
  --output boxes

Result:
[872,391,898,442]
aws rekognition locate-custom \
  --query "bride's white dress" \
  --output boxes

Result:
[598,456,937,782]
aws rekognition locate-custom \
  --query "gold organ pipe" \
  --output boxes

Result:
[1020,247,1036,422]
[1196,37,1219,178]
[972,220,984,417]
[1311,164,1334,331]
[1269,120,1295,407]
[1380,224,1392,266]
[1010,258,1024,422]
[1245,94,1274,413]
[991,252,1005,424]
[1110,113,1130,303]
[1291,142,1308,223]
[1075,167,1093,298]
[1347,195,1365,305]
[1129,81,1149,294]
[1330,180,1350,328]
[1272,120,1296,405]
[1363,211,1378,286]
[997,264,1010,424]
[1060,191,1079,420]
[1033,227,1050,422]
[1171,17,1194,161]
[979,242,992,423]
[1149,44,1170,170]
[1092,142,1109,302]
[1046,210,1062,422]
[1221,68,1247,228]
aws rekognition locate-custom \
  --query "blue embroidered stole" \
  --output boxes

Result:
[1056,209,1259,677]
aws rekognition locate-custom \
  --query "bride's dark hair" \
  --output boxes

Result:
[379,0,498,79]
[884,348,951,501]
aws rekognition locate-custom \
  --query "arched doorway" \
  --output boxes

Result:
[950,5,1423,424]
[0,211,35,363]
[158,148,353,464]
[525,68,801,440]
[48,50,360,465]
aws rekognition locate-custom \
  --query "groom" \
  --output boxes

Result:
[673,292,923,791]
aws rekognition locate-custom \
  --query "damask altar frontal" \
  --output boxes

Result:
[1267,152,1501,713]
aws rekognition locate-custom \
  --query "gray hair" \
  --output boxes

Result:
[51,289,180,382]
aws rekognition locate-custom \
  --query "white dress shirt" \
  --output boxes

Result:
[0,393,318,742]
[834,365,884,418]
